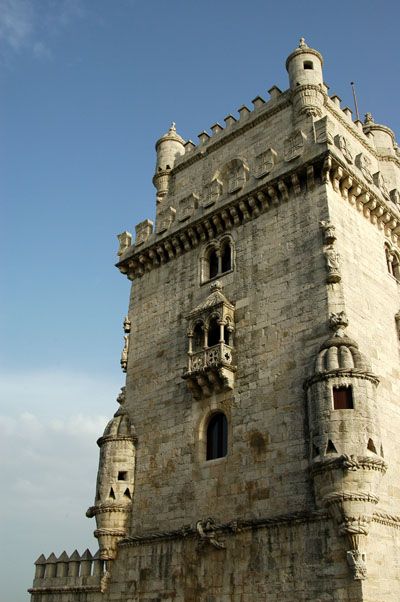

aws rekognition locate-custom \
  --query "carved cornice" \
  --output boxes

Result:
[305,368,379,388]
[119,510,327,547]
[117,154,325,281]
[323,491,379,507]
[373,511,400,529]
[311,454,388,476]
[97,433,138,446]
[28,585,101,594]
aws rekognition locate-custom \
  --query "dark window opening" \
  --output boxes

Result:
[326,440,337,454]
[221,242,232,273]
[118,471,127,481]
[312,444,319,458]
[109,487,115,499]
[303,60,313,70]
[333,386,353,409]
[124,488,131,499]
[223,325,230,345]
[206,413,228,460]
[193,323,204,352]
[367,438,377,454]
[209,249,219,279]
[207,318,220,347]
[393,254,400,280]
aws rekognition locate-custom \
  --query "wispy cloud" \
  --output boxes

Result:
[0,0,85,60]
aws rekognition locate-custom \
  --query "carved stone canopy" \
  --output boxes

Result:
[186,281,235,331]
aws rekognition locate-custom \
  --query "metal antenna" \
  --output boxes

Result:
[350,82,360,121]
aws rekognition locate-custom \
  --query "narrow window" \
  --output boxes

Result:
[367,438,377,454]
[109,487,115,499]
[208,248,219,279]
[118,471,127,481]
[221,241,232,273]
[385,245,393,274]
[333,386,353,409]
[193,323,204,352]
[206,413,228,460]
[124,488,131,499]
[392,254,400,281]
[207,317,220,347]
[303,60,313,70]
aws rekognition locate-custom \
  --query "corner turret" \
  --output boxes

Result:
[286,38,325,118]
[153,122,185,204]
[86,387,137,560]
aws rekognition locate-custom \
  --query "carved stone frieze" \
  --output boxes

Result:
[347,550,367,580]
[334,134,353,164]
[156,206,176,234]
[373,171,390,201]
[178,193,199,222]
[323,245,341,283]
[320,221,336,244]
[204,178,223,208]
[117,231,132,256]
[255,148,277,178]
[135,219,153,246]
[315,116,334,145]
[196,518,225,550]
[284,130,306,161]
[355,152,373,184]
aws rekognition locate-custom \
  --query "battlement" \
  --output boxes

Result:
[29,549,105,595]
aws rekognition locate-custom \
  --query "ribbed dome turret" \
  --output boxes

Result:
[315,334,370,373]
[155,122,185,149]
[101,410,132,439]
[314,312,371,374]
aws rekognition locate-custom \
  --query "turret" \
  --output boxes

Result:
[304,312,387,580]
[363,112,397,156]
[86,387,137,560]
[153,122,185,204]
[286,38,325,118]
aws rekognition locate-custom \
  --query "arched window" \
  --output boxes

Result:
[208,248,219,279]
[221,240,232,273]
[206,413,228,460]
[207,317,220,347]
[193,323,204,352]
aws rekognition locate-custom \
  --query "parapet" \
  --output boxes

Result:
[29,548,105,595]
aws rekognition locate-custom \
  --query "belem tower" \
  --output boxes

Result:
[29,39,400,602]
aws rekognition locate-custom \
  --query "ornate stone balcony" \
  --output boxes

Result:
[183,281,236,399]
[183,342,235,399]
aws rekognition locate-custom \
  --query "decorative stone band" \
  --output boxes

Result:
[304,368,380,388]
[28,585,101,594]
[94,528,126,538]
[86,503,131,518]
[310,454,388,476]
[373,511,400,529]
[117,154,325,281]
[323,491,379,508]
[96,433,138,447]
[119,510,327,547]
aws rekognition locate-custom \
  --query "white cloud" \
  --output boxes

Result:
[0,0,85,59]
[0,0,33,50]
[0,368,121,601]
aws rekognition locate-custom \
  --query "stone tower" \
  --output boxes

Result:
[29,39,400,602]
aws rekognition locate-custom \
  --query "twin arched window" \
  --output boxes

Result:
[203,238,233,282]
[206,412,228,460]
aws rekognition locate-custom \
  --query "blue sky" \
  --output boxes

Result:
[1,1,399,601]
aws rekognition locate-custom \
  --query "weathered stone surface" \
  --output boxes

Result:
[29,38,400,602]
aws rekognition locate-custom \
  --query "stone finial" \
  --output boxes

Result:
[170,122,176,131]
[364,112,374,124]
[320,221,336,244]
[299,37,308,48]
[117,386,126,405]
